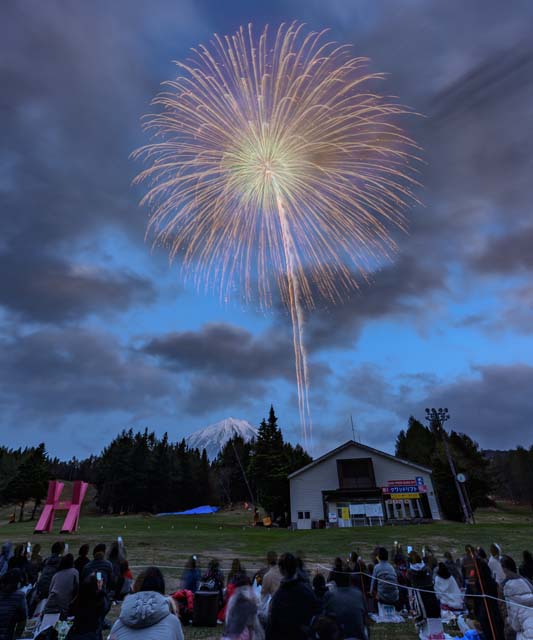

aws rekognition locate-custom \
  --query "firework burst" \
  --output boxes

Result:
[133,22,420,447]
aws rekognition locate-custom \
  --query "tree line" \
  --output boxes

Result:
[2,409,532,524]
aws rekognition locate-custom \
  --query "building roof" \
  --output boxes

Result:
[288,440,433,479]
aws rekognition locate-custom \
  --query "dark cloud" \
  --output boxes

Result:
[330,361,533,450]
[183,375,268,416]
[0,252,155,323]
[0,328,175,419]
[305,254,445,350]
[142,323,295,381]
[417,364,533,449]
[472,227,533,275]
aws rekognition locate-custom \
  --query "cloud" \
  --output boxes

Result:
[327,361,533,451]
[0,252,156,323]
[0,327,175,420]
[304,254,445,350]
[142,322,295,381]
[416,363,533,449]
[471,227,533,275]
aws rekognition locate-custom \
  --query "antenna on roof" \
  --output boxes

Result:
[350,415,361,444]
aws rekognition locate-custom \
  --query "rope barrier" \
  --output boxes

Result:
[314,563,533,612]
[127,561,533,612]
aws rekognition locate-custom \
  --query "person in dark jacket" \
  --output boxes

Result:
[74,545,90,577]
[323,570,367,640]
[0,569,27,640]
[519,550,533,581]
[408,552,440,620]
[108,541,126,591]
[312,574,328,604]
[473,552,505,640]
[28,545,43,586]
[266,552,321,640]
[36,541,65,598]
[200,559,225,608]
[181,556,201,593]
[0,545,13,579]
[327,558,345,584]
[81,545,114,593]
[443,551,463,589]
[66,574,109,640]
[7,545,30,586]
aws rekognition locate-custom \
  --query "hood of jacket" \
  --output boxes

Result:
[119,591,171,629]
[504,577,533,608]
[409,562,426,572]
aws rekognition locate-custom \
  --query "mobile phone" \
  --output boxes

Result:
[407,545,413,554]
[64,543,69,553]
[27,542,32,554]
[96,571,103,581]
[118,536,123,544]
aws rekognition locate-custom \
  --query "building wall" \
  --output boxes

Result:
[289,443,440,527]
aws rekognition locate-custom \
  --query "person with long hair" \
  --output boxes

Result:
[223,584,264,640]
[28,544,43,585]
[519,551,533,581]
[66,574,108,640]
[74,545,90,577]
[434,562,464,611]
[7,545,30,586]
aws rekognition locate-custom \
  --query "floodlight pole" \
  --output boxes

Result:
[425,408,471,524]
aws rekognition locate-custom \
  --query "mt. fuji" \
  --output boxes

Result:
[185,417,258,460]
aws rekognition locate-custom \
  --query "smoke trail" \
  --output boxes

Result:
[274,181,312,448]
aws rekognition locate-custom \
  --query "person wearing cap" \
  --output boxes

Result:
[489,544,506,586]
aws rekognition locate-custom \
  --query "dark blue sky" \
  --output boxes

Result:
[2,0,533,459]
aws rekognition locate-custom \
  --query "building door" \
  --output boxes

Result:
[337,503,351,528]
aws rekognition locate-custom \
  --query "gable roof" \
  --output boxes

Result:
[288,440,432,479]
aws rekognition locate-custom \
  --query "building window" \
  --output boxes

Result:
[297,511,310,520]
[337,458,375,489]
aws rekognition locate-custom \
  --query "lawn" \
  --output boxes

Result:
[3,502,531,640]
[3,503,533,580]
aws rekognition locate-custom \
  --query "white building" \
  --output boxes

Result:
[289,440,441,529]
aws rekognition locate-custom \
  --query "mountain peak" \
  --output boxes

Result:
[185,417,258,460]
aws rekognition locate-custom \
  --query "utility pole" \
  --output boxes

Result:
[425,408,471,524]
[231,439,255,506]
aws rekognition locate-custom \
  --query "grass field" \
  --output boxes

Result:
[3,502,531,639]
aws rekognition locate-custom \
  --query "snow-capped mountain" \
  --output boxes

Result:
[186,417,258,460]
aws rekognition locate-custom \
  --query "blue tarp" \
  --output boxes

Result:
[156,505,219,516]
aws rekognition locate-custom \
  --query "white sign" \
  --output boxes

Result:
[365,503,384,517]
[328,512,338,523]
[349,504,365,515]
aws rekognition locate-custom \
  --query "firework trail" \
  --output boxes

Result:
[133,23,419,448]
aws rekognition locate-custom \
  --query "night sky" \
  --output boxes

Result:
[2,0,533,459]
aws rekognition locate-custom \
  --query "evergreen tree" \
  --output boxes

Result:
[5,444,49,521]
[395,416,492,521]
[248,406,312,521]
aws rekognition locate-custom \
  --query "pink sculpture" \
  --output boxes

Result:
[34,480,88,534]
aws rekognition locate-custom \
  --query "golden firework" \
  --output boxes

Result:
[134,22,420,446]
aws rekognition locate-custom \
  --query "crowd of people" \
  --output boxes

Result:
[1,538,533,640]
